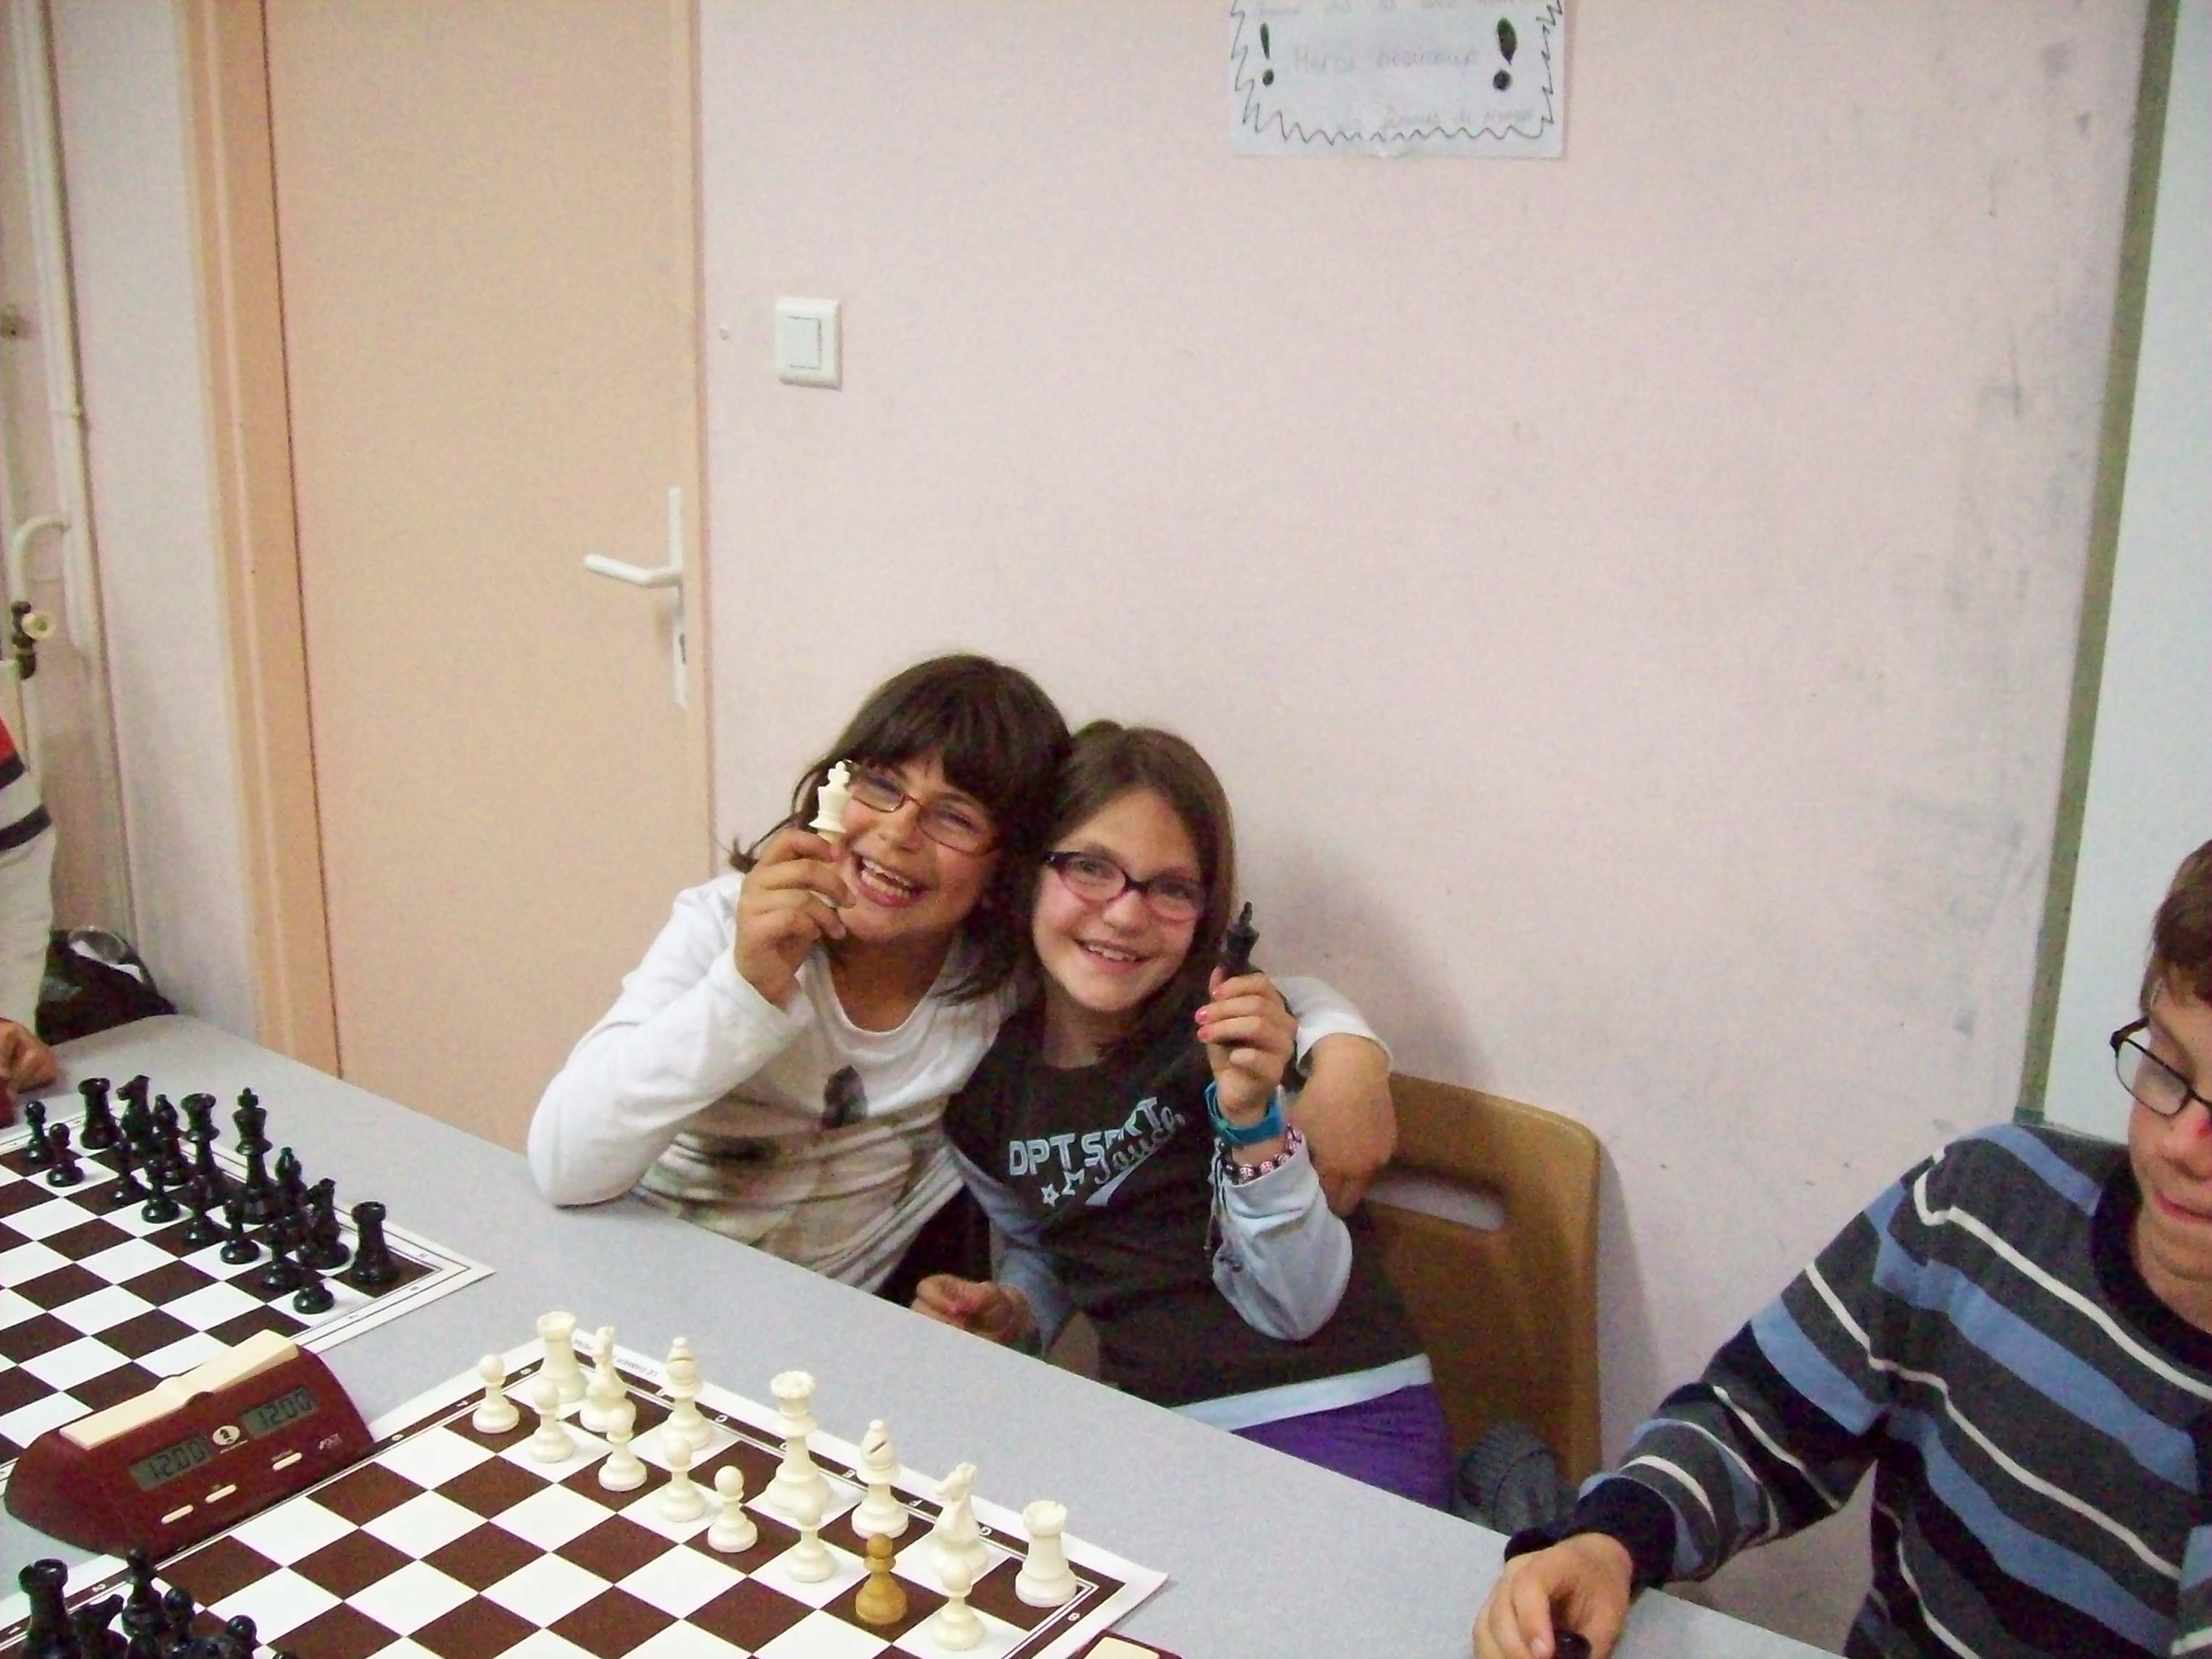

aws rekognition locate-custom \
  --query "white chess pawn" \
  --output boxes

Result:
[598,1398,646,1492]
[929,1550,984,1651]
[524,1374,575,1463]
[536,1310,587,1404]
[1016,1499,1078,1607]
[657,1432,706,1522]
[472,1353,519,1434]
[579,1325,624,1433]
[706,1466,756,1553]
[782,1477,833,1583]
[930,1462,989,1585]
[850,1419,908,1540]
[764,1369,830,1515]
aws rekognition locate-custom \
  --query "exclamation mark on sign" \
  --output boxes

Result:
[1493,19,1517,90]
[1259,22,1275,86]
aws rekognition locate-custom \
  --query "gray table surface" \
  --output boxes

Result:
[2,1018,1831,1658]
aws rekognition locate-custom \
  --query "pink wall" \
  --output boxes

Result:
[702,3,2143,1642]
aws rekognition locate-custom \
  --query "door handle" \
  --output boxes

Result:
[582,486,687,706]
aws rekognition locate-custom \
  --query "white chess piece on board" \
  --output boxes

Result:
[929,1550,984,1651]
[524,1374,575,1463]
[472,1353,518,1434]
[657,1434,706,1522]
[851,1419,908,1539]
[536,1310,586,1403]
[599,1398,646,1491]
[706,1466,756,1552]
[931,1461,989,1586]
[764,1369,830,1514]
[782,1477,833,1583]
[580,1325,623,1433]
[663,1335,711,1453]
[1016,1499,1078,1606]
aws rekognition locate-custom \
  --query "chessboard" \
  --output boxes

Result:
[0,1080,489,1488]
[0,1334,1168,1659]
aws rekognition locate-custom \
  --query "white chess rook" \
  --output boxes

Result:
[472,1353,518,1434]
[706,1466,757,1553]
[851,1419,908,1540]
[536,1310,587,1404]
[1016,1499,1078,1607]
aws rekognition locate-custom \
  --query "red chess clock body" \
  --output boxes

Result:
[4,1343,373,1555]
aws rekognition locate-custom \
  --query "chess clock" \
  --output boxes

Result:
[4,1330,373,1555]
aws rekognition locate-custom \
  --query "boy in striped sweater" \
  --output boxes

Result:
[1476,837,2212,1659]
[0,710,56,1091]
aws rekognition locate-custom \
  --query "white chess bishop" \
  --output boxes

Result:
[851,1419,908,1539]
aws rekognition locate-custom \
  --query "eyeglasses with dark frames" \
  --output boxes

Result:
[2110,1020,2212,1120]
[1044,850,1207,923]
[843,766,997,854]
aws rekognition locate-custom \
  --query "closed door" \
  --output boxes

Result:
[263,1,713,1144]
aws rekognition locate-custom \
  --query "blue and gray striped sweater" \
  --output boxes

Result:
[1526,1125,2212,1658]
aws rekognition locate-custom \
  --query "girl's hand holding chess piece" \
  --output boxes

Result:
[733,825,850,1008]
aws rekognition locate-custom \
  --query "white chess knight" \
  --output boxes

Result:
[536,1310,587,1404]
[598,1398,646,1492]
[524,1374,575,1463]
[929,1549,984,1651]
[1016,1499,1078,1607]
[764,1369,830,1516]
[579,1325,624,1433]
[662,1335,712,1454]
[930,1461,990,1587]
[472,1353,518,1434]
[850,1419,908,1539]
[706,1466,757,1553]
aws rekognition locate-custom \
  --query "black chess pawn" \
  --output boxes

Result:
[344,1199,400,1289]
[256,1221,304,1294]
[218,1194,261,1264]
[161,1585,197,1648]
[77,1075,119,1150]
[139,1162,182,1225]
[221,1613,258,1655]
[43,1122,83,1187]
[105,1134,150,1205]
[178,1173,224,1249]
[300,1177,350,1270]
[18,1558,75,1659]
[20,1097,52,1168]
[291,1259,334,1314]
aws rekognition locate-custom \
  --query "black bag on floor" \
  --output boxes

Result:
[36,927,177,1044]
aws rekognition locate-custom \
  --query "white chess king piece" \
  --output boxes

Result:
[524,1374,575,1463]
[598,1398,646,1492]
[851,1419,908,1540]
[931,1461,989,1585]
[657,1434,706,1522]
[811,759,853,839]
[663,1335,711,1454]
[706,1466,757,1553]
[472,1353,519,1434]
[1016,1499,1078,1607]
[579,1325,623,1433]
[764,1369,830,1515]
[929,1550,984,1652]
[536,1310,586,1404]
[782,1477,833,1583]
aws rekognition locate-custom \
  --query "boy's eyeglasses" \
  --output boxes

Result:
[1044,850,1206,923]
[2111,1020,2212,1120]
[845,767,997,854]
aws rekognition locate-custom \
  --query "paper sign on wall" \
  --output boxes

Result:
[1230,2,1566,158]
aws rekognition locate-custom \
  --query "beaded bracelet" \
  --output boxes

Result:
[1223,1126,1306,1183]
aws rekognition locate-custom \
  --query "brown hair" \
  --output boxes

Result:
[2146,837,2212,1010]
[734,654,1068,1001]
[1028,721,1238,1057]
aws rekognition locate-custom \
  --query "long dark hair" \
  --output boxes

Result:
[1026,721,1238,1058]
[733,654,1069,1001]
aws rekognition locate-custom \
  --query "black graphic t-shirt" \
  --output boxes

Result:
[944,1004,1421,1407]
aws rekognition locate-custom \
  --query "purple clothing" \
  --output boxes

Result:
[1233,1382,1455,1508]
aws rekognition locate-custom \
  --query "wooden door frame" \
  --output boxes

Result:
[179,0,334,1070]
[176,0,714,1074]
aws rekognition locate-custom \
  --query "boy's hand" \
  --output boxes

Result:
[911,1275,1035,1346]
[733,825,850,1006]
[0,1018,56,1092]
[1472,1535,1633,1659]
[1196,968,1294,1121]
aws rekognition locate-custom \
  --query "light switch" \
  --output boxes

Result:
[774,297,840,388]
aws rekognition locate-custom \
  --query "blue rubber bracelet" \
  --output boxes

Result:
[1205,1081,1285,1147]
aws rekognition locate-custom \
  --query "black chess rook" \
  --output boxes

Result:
[345,1199,400,1288]
[76,1075,119,1150]
[19,1558,74,1659]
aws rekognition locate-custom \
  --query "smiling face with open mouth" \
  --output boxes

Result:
[1031,787,1202,1065]
[832,752,1001,954]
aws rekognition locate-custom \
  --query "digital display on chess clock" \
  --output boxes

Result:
[241,1385,318,1438]
[128,1435,216,1491]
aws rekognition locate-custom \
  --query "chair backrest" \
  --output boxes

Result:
[1365,1073,1603,1480]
